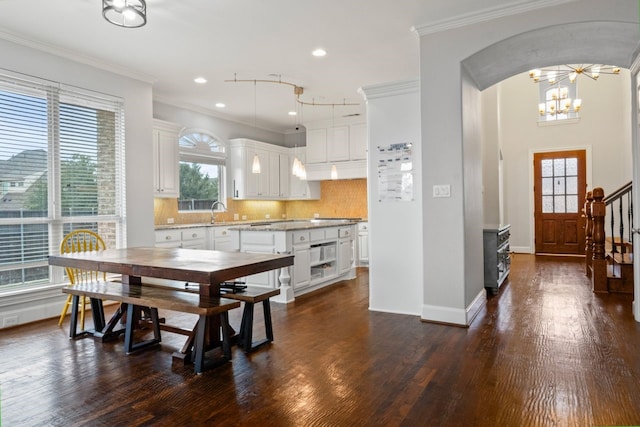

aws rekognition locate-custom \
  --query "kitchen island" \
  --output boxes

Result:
[228,220,358,303]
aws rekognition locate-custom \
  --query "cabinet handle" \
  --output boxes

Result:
[222,231,227,235]
[192,233,197,238]
[300,236,305,241]
[165,236,172,240]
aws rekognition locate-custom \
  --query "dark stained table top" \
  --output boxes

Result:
[48,247,294,289]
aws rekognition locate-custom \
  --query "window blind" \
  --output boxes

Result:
[0,72,126,291]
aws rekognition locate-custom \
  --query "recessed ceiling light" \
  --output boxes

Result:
[312,48,327,57]
[215,103,226,108]
[194,77,207,84]
[288,111,297,116]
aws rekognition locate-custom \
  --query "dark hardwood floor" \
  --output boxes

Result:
[2,255,640,426]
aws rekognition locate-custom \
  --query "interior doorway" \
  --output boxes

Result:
[533,150,587,254]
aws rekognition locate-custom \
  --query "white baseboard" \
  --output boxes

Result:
[421,288,487,326]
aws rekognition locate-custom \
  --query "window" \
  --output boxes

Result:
[178,131,226,212]
[0,72,126,291]
[538,79,580,122]
[541,157,579,213]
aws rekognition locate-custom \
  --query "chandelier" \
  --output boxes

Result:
[102,0,147,28]
[529,64,620,118]
[529,64,621,84]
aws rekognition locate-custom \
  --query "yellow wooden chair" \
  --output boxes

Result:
[57,229,106,330]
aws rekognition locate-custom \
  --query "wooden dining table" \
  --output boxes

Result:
[49,246,294,367]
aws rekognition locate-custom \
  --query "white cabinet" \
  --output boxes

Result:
[153,121,180,198]
[181,227,207,249]
[327,126,350,162]
[338,226,355,275]
[278,153,290,198]
[229,139,290,200]
[289,149,320,200]
[292,234,311,289]
[155,229,182,248]
[349,123,367,161]
[155,227,207,249]
[209,226,234,251]
[306,128,327,163]
[305,119,367,180]
[357,222,369,265]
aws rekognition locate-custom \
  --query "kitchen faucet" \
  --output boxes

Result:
[210,201,227,223]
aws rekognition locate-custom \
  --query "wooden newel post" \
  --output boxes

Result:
[591,187,608,293]
[584,190,593,278]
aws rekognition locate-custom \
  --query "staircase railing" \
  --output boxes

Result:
[585,182,633,293]
[604,181,633,260]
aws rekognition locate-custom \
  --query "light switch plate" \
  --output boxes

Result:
[167,218,175,224]
[433,185,451,198]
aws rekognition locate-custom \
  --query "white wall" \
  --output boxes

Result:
[413,0,637,325]
[0,38,154,326]
[488,70,632,252]
[361,80,423,316]
[154,101,286,147]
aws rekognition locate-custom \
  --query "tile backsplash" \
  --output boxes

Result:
[154,178,368,225]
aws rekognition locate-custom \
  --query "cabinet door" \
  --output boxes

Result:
[349,123,367,161]
[358,233,369,263]
[339,239,353,274]
[153,129,179,198]
[278,153,290,198]
[245,147,268,197]
[268,151,280,198]
[306,128,327,163]
[293,246,311,289]
[327,126,349,162]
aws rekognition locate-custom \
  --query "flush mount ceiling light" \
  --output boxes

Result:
[102,0,147,28]
[312,48,327,57]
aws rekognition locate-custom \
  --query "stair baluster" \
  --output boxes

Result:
[591,187,608,293]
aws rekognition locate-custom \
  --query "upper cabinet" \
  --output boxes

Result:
[153,120,181,198]
[305,119,367,180]
[289,149,320,200]
[229,138,290,200]
[229,139,320,201]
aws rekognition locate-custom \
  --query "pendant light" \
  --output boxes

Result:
[251,80,261,174]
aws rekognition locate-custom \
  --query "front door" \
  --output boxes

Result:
[534,150,587,254]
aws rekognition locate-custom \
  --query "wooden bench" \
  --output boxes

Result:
[221,286,281,352]
[62,281,240,374]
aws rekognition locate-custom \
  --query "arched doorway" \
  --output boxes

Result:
[461,20,640,318]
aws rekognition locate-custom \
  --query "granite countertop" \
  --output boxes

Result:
[155,218,364,231]
[228,219,360,232]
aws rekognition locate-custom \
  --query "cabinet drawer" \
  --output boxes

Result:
[292,231,310,244]
[309,229,326,242]
[325,228,338,239]
[155,229,181,244]
[213,227,231,238]
[338,227,352,238]
[182,228,206,241]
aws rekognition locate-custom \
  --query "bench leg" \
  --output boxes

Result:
[238,299,275,353]
[69,295,80,338]
[263,299,274,342]
[124,304,161,354]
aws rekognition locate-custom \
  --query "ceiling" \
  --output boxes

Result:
[0,0,544,134]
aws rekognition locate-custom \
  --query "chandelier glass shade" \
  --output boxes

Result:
[103,0,147,28]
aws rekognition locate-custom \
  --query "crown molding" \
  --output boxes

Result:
[411,0,577,37]
[0,29,156,84]
[358,78,419,100]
